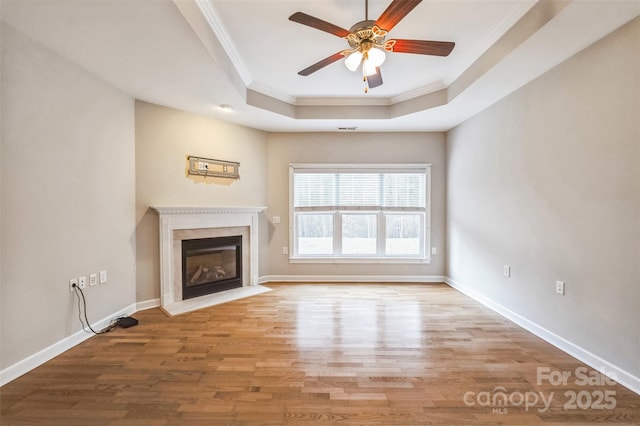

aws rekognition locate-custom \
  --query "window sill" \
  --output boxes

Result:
[289,257,431,264]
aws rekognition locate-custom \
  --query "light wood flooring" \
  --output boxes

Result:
[2,283,639,425]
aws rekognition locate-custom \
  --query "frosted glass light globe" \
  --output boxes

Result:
[344,51,363,71]
[363,60,377,76]
[367,47,386,67]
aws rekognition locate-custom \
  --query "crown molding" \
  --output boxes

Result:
[444,0,537,87]
[294,96,391,106]
[195,0,252,86]
[248,81,296,105]
[390,81,447,104]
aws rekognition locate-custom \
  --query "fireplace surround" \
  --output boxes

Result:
[153,206,266,316]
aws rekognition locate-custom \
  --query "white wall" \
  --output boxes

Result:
[135,101,268,303]
[1,24,136,369]
[447,18,639,378]
[265,132,446,279]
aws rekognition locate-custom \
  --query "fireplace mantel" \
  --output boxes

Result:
[153,206,266,316]
[154,206,266,216]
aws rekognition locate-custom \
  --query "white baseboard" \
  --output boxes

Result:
[445,276,640,396]
[0,303,137,387]
[259,275,446,284]
[137,298,160,311]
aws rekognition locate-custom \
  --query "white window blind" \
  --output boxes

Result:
[294,172,425,209]
[383,174,425,207]
[290,164,431,263]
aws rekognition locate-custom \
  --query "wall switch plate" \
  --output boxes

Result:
[556,280,565,295]
[282,246,288,255]
[503,265,511,277]
[69,278,78,292]
[78,276,87,289]
[273,216,281,224]
[100,270,107,284]
[89,273,98,286]
[431,247,437,255]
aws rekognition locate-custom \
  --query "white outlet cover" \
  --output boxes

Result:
[78,276,87,288]
[503,265,511,277]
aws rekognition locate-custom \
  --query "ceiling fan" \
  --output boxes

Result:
[289,0,455,92]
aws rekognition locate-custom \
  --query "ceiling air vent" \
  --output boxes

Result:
[338,127,358,131]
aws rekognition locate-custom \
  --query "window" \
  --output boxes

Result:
[290,164,431,263]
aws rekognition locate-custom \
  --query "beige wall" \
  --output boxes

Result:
[447,18,639,376]
[1,24,136,369]
[264,132,446,278]
[135,101,268,302]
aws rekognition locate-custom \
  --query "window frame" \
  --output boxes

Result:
[289,163,432,264]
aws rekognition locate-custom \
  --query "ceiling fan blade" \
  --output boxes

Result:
[375,0,422,32]
[385,39,455,56]
[366,67,383,89]
[289,12,351,38]
[298,51,347,76]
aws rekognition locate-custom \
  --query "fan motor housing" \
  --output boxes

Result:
[348,20,386,48]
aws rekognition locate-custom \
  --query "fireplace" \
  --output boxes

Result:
[153,206,267,316]
[182,235,242,299]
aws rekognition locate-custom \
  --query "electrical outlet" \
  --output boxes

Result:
[78,276,87,289]
[69,278,78,292]
[282,246,288,255]
[503,265,511,277]
[90,273,98,286]
[100,270,107,284]
[556,280,565,295]
[273,216,281,224]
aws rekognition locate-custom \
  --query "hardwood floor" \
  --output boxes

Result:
[2,283,639,425]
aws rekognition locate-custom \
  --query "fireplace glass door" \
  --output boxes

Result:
[181,235,242,299]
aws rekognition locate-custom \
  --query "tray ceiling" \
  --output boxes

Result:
[2,0,638,131]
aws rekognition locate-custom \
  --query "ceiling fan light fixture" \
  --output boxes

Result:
[345,51,363,71]
[362,46,384,76]
[290,0,455,90]
[367,47,386,67]
[363,59,378,76]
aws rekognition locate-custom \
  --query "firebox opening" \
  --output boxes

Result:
[181,235,242,300]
